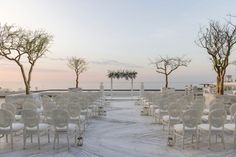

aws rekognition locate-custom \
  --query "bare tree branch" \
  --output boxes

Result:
[196,19,236,95]
[0,23,53,94]
[68,57,88,88]
[150,56,191,88]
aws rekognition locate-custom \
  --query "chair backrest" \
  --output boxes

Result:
[230,103,236,118]
[182,109,201,128]
[0,109,14,128]
[191,99,204,114]
[22,110,39,128]
[23,102,37,111]
[1,103,16,115]
[67,101,81,118]
[168,103,182,118]
[52,109,69,128]
[209,109,226,128]
[54,94,69,110]
[209,102,225,111]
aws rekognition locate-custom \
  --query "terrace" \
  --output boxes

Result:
[0,89,236,157]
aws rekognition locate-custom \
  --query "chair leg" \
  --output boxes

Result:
[31,134,33,143]
[38,131,40,150]
[67,132,70,150]
[6,134,8,143]
[57,134,59,144]
[208,133,211,149]
[222,132,225,149]
[234,131,236,148]
[11,132,13,150]
[48,129,50,143]
[23,130,26,149]
[53,133,56,149]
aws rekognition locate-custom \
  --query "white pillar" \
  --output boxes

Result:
[140,82,144,97]
[110,78,113,97]
[131,78,134,96]
[100,82,104,98]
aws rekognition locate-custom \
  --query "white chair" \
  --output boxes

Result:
[198,109,227,149]
[21,109,50,149]
[154,98,169,123]
[0,109,24,149]
[227,103,236,122]
[51,109,79,150]
[42,100,57,124]
[173,109,201,148]
[68,101,84,134]
[224,113,236,147]
[1,102,22,121]
[201,102,225,122]
[162,102,182,133]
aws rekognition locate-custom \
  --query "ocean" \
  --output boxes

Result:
[0,81,204,91]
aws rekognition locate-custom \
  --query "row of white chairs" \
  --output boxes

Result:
[0,108,79,150]
[138,91,236,149]
[0,91,105,150]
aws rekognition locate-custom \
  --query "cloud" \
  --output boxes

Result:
[34,68,67,73]
[90,59,143,68]
[43,56,67,61]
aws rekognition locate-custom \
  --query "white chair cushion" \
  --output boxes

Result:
[80,115,86,122]
[15,115,22,121]
[203,109,209,115]
[12,122,24,131]
[162,115,169,122]
[226,115,232,121]
[174,124,197,133]
[54,123,78,132]
[224,123,235,131]
[198,124,223,131]
[201,115,208,122]
[155,109,160,114]
[26,123,49,131]
[68,123,78,130]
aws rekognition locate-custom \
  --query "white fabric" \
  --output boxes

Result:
[0,123,24,131]
[201,115,208,122]
[173,124,197,133]
[26,123,49,131]
[198,123,223,131]
[224,123,235,131]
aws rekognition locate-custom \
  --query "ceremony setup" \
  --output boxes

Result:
[1,0,236,157]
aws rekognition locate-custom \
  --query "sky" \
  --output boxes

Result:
[0,0,236,90]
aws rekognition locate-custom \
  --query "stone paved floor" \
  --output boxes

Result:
[1,98,236,157]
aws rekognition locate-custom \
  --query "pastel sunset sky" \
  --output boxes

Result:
[0,0,236,90]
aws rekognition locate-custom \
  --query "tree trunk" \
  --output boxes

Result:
[216,72,225,95]
[76,72,79,88]
[27,63,35,94]
[165,74,168,88]
[18,63,30,95]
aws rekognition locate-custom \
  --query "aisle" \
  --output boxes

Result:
[78,100,182,157]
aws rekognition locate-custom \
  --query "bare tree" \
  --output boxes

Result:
[68,57,87,88]
[151,56,191,88]
[197,20,236,95]
[0,24,53,94]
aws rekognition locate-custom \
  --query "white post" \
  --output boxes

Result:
[140,82,144,97]
[131,78,133,96]
[110,78,113,97]
[100,82,104,98]
[99,82,104,106]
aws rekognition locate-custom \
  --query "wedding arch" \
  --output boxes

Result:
[107,70,138,95]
